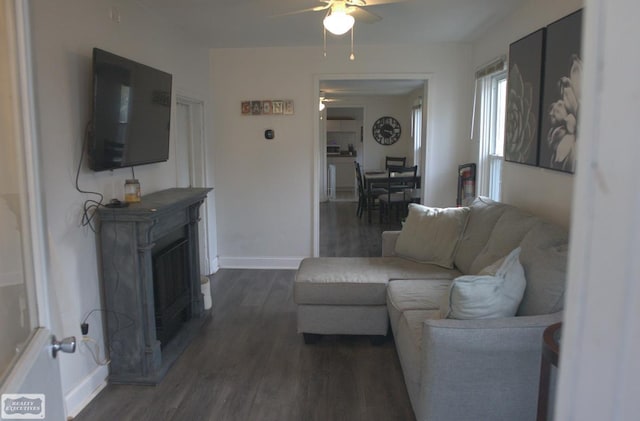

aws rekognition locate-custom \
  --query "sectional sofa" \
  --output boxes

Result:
[294,197,569,420]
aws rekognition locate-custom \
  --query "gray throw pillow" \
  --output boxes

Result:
[517,221,569,315]
[441,247,526,319]
[394,204,470,269]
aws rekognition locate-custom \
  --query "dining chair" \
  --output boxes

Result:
[354,161,386,220]
[385,156,407,169]
[378,165,418,224]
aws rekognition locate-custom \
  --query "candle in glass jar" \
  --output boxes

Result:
[124,179,141,203]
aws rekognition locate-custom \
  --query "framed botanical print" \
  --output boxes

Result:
[504,28,545,166]
[538,9,583,173]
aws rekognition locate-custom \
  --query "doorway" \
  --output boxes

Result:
[175,95,211,276]
[315,76,430,257]
[324,106,364,202]
[0,1,66,418]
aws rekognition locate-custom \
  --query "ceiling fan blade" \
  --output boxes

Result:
[356,0,412,5]
[348,6,381,23]
[272,4,331,18]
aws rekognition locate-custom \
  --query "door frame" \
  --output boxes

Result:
[312,73,432,256]
[1,0,65,417]
[175,94,211,275]
[5,0,50,329]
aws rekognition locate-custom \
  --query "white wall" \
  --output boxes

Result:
[28,0,212,416]
[361,95,412,171]
[471,0,584,228]
[328,94,415,171]
[211,44,472,266]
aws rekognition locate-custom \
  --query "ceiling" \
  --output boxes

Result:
[320,79,425,97]
[137,0,527,48]
[136,0,526,97]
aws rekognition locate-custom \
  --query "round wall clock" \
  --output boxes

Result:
[372,116,401,145]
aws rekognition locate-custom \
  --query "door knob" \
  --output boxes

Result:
[51,335,76,358]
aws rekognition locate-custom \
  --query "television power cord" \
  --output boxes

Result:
[76,121,104,232]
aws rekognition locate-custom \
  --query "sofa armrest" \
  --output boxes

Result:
[418,312,562,421]
[381,230,401,256]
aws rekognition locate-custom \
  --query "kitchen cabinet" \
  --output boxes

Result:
[327,156,357,190]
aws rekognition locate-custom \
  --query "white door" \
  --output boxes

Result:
[175,97,210,275]
[0,2,71,420]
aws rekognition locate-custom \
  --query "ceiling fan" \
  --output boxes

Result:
[281,0,407,33]
[278,0,409,59]
[319,91,340,111]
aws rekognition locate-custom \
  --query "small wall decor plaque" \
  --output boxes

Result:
[251,101,262,115]
[272,100,284,115]
[241,99,293,116]
[241,101,251,115]
[284,100,294,115]
[262,100,273,115]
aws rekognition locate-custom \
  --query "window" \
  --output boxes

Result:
[488,74,507,200]
[411,98,422,167]
[475,68,507,201]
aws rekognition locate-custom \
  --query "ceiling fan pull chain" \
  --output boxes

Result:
[349,25,355,61]
[323,26,327,57]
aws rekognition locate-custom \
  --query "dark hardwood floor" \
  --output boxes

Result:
[320,200,401,257]
[75,201,413,421]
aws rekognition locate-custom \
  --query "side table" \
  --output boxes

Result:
[537,322,561,421]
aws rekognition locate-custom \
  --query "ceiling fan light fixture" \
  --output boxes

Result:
[323,10,355,35]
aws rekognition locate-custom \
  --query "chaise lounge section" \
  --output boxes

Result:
[294,197,569,420]
[295,257,459,340]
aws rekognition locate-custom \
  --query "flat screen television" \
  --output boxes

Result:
[89,48,172,171]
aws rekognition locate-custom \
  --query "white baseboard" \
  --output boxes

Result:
[218,256,304,270]
[65,364,108,418]
[209,256,220,274]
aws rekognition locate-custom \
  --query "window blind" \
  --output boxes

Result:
[470,56,507,141]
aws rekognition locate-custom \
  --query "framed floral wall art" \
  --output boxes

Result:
[504,28,545,166]
[538,9,583,173]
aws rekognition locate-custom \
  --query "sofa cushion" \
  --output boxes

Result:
[454,197,508,274]
[468,207,539,274]
[394,204,470,269]
[294,257,459,306]
[442,247,526,319]
[518,221,569,315]
[387,279,451,333]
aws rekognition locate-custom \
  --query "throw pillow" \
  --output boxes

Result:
[394,204,470,269]
[477,255,506,276]
[440,247,526,319]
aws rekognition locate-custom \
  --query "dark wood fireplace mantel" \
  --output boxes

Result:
[97,187,212,385]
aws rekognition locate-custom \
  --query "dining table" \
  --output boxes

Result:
[363,170,422,223]
[363,170,422,190]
